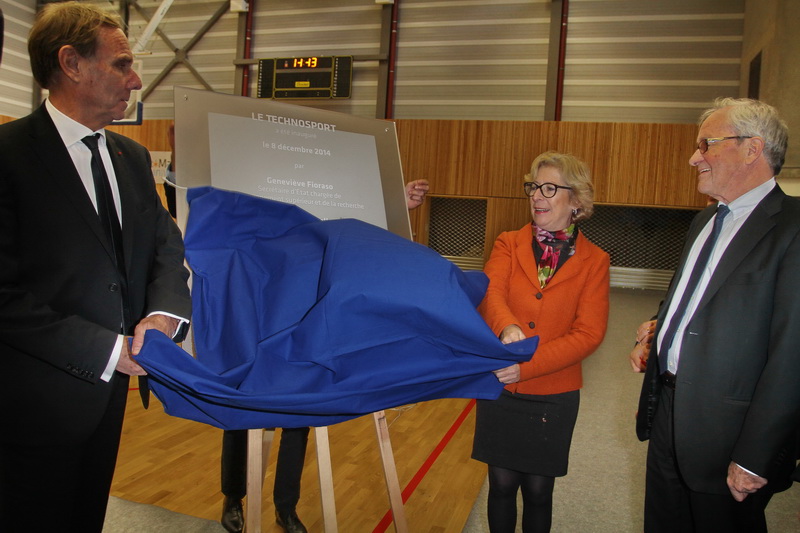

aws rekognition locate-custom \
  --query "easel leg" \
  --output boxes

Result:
[315,426,338,533]
[245,428,274,533]
[373,410,408,533]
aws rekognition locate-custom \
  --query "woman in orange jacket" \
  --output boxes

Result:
[472,151,610,532]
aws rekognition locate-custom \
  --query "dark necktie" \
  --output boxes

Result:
[659,204,730,374]
[82,134,125,272]
[82,135,148,406]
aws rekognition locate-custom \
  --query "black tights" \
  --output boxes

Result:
[487,465,555,533]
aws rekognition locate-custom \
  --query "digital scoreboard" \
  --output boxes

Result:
[257,56,353,99]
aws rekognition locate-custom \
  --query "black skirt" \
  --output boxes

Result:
[472,389,580,477]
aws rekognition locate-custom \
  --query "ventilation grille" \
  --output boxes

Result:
[608,266,675,291]
[427,200,699,289]
[428,197,487,271]
[582,205,699,290]
[581,205,698,270]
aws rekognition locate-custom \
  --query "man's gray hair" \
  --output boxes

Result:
[699,97,788,175]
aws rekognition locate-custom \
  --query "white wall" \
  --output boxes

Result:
[0,0,36,118]
[1,0,747,126]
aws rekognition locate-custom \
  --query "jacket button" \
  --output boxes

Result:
[535,292,543,299]
[109,283,119,292]
[528,322,535,329]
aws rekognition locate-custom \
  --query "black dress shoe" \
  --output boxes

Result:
[221,496,244,533]
[276,508,308,533]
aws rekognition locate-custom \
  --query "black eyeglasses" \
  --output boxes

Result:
[697,136,753,154]
[523,181,572,198]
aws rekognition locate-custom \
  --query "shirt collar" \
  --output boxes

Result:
[45,98,106,148]
[722,177,775,220]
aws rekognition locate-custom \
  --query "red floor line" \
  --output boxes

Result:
[371,398,477,533]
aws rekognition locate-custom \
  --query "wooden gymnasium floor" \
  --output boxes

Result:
[111,387,486,533]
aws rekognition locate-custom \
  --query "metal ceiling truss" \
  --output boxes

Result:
[122,0,232,102]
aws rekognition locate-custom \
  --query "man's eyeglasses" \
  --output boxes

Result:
[523,182,572,198]
[697,136,753,154]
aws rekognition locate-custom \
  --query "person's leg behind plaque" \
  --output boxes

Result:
[220,427,310,533]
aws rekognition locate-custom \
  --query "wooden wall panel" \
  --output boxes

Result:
[0,115,173,152]
[484,196,531,263]
[395,119,705,253]
[2,115,703,210]
[395,119,706,210]
[480,121,559,198]
[603,123,701,207]
[107,119,174,152]
[605,123,660,205]
[654,124,704,207]
[397,120,496,197]
[3,114,705,255]
[408,203,429,245]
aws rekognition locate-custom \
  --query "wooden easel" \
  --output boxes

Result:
[244,410,408,532]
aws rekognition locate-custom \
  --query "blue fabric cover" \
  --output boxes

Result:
[136,187,537,429]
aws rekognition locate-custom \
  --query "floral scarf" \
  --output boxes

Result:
[533,223,577,288]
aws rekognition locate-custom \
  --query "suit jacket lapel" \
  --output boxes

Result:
[29,106,115,259]
[514,224,542,290]
[694,187,783,312]
[106,134,135,277]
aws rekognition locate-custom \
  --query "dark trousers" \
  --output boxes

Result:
[0,374,129,533]
[644,385,774,533]
[221,427,310,512]
[163,183,176,218]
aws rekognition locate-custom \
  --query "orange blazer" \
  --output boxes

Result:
[479,224,610,395]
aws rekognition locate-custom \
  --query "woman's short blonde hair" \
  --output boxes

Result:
[525,151,595,222]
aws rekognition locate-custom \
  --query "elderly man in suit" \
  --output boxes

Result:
[636,97,800,532]
[0,3,191,532]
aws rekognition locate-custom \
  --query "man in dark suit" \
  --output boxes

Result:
[636,97,800,532]
[0,3,191,532]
